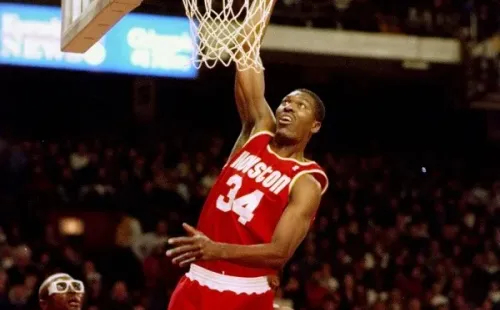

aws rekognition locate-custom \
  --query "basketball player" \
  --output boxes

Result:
[39,273,85,310]
[166,0,327,309]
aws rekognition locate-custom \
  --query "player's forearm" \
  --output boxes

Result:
[213,208,312,270]
[234,71,265,125]
[215,242,287,270]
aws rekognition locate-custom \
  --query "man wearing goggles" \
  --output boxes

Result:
[38,273,85,310]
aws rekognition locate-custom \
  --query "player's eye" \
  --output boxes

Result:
[56,282,68,291]
[71,282,83,291]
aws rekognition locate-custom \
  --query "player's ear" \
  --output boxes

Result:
[311,121,321,134]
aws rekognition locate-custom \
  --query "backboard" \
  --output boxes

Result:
[61,0,142,53]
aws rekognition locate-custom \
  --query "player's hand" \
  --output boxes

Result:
[166,223,220,267]
[267,275,280,291]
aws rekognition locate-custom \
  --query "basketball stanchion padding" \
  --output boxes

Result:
[61,0,143,53]
[182,0,274,72]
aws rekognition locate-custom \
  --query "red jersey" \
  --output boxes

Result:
[195,131,328,277]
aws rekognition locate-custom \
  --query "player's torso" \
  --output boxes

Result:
[196,131,324,277]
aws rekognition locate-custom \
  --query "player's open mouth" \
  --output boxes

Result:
[278,114,293,125]
[68,298,81,307]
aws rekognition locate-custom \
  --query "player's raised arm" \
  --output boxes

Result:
[167,174,322,270]
[231,0,278,155]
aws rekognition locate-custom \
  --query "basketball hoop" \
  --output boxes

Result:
[182,0,274,72]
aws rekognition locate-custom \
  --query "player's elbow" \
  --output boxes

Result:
[267,258,287,270]
[268,247,290,270]
[270,257,288,270]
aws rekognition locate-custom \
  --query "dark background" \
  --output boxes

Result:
[0,0,500,309]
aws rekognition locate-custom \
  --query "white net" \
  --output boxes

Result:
[182,0,274,72]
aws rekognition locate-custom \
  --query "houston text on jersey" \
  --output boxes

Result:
[229,151,291,195]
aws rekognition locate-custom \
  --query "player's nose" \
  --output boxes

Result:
[283,102,294,113]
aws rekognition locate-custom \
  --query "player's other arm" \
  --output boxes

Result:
[230,0,278,156]
[167,174,321,270]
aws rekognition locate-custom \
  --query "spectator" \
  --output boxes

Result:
[0,132,498,309]
[38,273,85,310]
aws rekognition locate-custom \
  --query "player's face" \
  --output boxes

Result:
[275,90,321,142]
[46,277,84,310]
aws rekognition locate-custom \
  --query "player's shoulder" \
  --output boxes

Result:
[247,130,274,144]
[267,149,323,171]
[292,173,322,194]
[238,130,274,151]
[289,161,329,195]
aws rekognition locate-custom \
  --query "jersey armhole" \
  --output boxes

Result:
[223,131,274,169]
[244,130,274,147]
[288,169,329,196]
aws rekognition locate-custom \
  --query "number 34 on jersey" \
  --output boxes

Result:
[214,150,295,225]
[215,175,265,225]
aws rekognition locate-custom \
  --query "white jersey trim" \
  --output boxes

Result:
[288,169,329,195]
[186,264,271,295]
[244,130,274,146]
[266,145,318,167]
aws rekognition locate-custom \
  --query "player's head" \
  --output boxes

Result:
[275,89,325,143]
[39,273,85,310]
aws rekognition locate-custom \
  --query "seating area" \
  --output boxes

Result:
[0,132,499,309]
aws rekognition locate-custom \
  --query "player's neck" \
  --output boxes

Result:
[269,138,306,162]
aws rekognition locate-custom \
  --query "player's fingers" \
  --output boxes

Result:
[182,223,199,236]
[168,237,196,245]
[166,244,201,257]
[173,251,201,265]
[179,257,197,268]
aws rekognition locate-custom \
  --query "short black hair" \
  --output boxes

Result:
[296,88,325,122]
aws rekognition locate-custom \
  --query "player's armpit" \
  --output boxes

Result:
[228,124,253,159]
[216,174,322,269]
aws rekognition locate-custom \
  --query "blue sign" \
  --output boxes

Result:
[0,3,198,78]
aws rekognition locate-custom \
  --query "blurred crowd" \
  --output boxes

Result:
[272,0,498,40]
[0,134,227,310]
[161,0,499,40]
[0,133,499,310]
